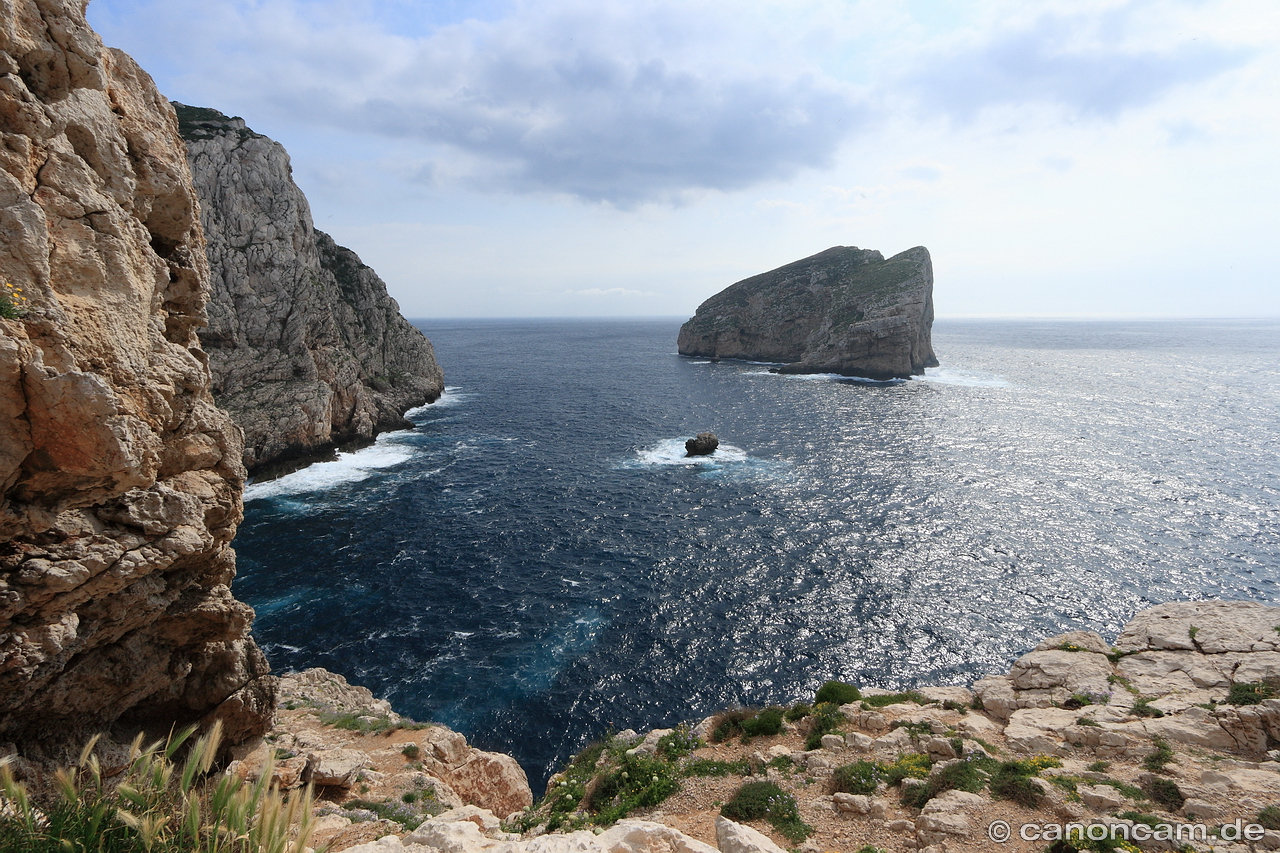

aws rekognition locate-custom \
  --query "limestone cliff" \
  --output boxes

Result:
[677,246,938,380]
[0,0,272,751]
[176,105,444,474]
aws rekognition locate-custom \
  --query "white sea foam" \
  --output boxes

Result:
[919,367,1010,388]
[746,370,905,385]
[628,438,750,467]
[405,386,468,417]
[244,435,417,501]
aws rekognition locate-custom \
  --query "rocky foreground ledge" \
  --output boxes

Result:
[246,601,1280,853]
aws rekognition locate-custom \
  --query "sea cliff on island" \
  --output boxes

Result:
[678,246,938,380]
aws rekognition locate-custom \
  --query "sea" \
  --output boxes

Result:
[233,318,1280,787]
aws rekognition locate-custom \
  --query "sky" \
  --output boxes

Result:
[87,0,1280,319]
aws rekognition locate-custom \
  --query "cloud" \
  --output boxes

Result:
[99,0,866,206]
[89,0,1257,207]
[899,5,1249,122]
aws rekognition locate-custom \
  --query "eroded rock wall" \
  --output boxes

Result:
[178,105,444,473]
[0,0,271,751]
[677,246,938,380]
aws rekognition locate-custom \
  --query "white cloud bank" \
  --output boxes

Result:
[93,0,1248,204]
[88,0,1280,318]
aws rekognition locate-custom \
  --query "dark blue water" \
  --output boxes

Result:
[233,318,1280,786]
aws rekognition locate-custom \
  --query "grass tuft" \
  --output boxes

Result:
[721,781,812,843]
[0,721,315,853]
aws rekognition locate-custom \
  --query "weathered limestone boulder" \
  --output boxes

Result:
[442,751,533,819]
[308,748,372,788]
[1003,708,1081,754]
[0,0,271,753]
[350,820,720,853]
[684,433,718,457]
[1079,784,1128,812]
[1035,630,1112,655]
[1008,648,1113,697]
[177,105,444,473]
[832,792,870,814]
[920,790,984,813]
[715,816,788,853]
[1116,601,1280,654]
[915,811,971,847]
[677,245,937,380]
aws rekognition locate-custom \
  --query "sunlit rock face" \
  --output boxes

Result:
[177,104,444,474]
[677,246,938,380]
[0,0,272,750]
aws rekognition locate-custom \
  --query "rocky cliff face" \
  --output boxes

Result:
[177,105,444,474]
[0,0,272,752]
[677,246,938,380]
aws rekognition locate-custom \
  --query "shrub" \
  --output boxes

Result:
[1143,777,1184,811]
[401,743,421,760]
[989,758,1059,807]
[1257,805,1280,831]
[831,760,882,795]
[0,721,315,853]
[1141,736,1174,773]
[882,753,931,786]
[1227,681,1276,705]
[1131,697,1164,718]
[657,727,702,759]
[900,754,997,810]
[710,710,753,743]
[1087,760,1110,773]
[815,681,862,706]
[538,740,606,830]
[583,753,681,825]
[803,703,845,750]
[766,754,794,772]
[741,708,784,738]
[720,781,811,843]
[784,703,810,722]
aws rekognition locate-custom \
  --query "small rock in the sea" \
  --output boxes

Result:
[685,432,719,456]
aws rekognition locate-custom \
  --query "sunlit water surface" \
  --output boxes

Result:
[234,318,1280,786]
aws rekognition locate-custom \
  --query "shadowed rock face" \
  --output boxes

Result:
[177,105,444,474]
[0,0,272,752]
[677,246,938,380]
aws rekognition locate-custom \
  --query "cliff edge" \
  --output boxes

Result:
[0,0,271,752]
[176,104,444,474]
[677,246,938,380]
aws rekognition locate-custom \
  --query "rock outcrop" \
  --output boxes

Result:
[228,668,534,852]
[677,246,938,380]
[176,104,444,473]
[685,432,718,456]
[0,0,272,753]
